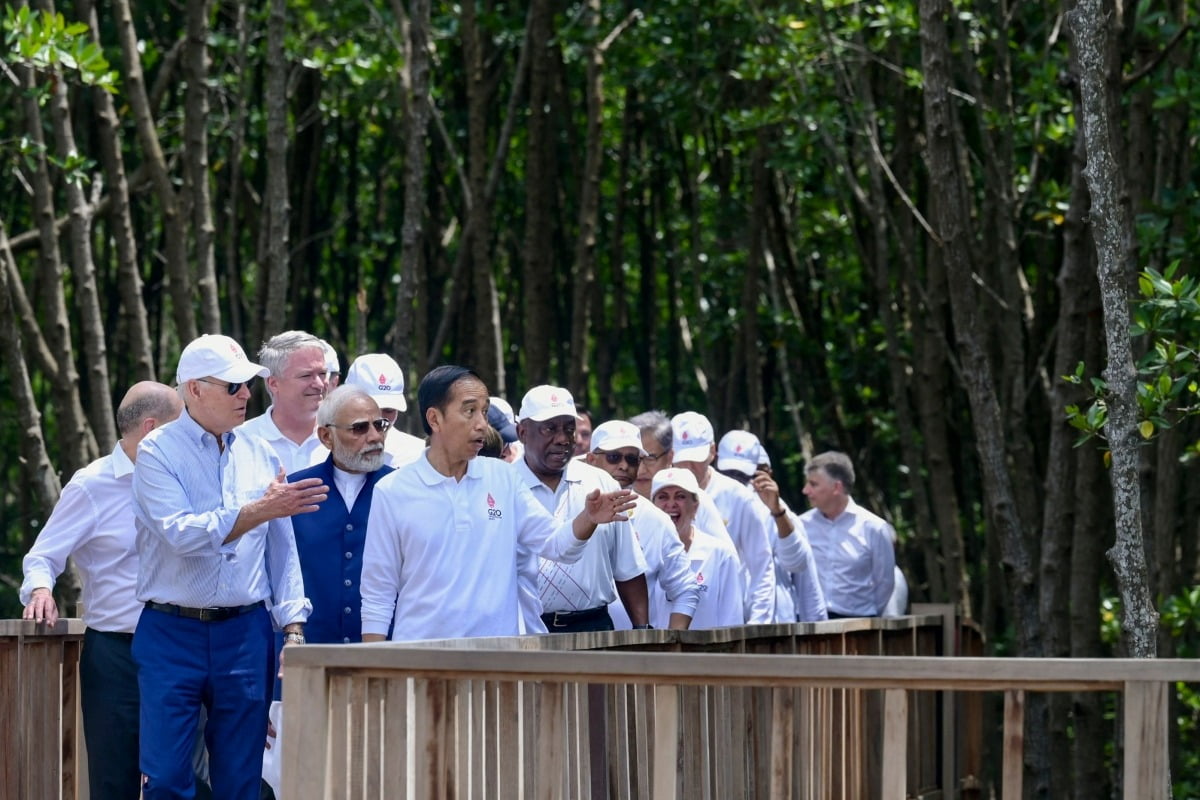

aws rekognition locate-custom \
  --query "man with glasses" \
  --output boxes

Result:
[281,385,393,647]
[239,330,329,473]
[586,421,697,630]
[132,334,327,799]
[628,410,675,499]
[514,386,650,633]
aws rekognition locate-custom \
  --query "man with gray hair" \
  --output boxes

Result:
[239,330,329,472]
[285,385,394,646]
[798,451,895,618]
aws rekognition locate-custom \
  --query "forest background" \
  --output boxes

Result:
[2,0,1199,796]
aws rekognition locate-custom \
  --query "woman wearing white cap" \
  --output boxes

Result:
[651,468,745,629]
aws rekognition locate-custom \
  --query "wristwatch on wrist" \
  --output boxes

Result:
[283,631,306,644]
[633,624,653,630]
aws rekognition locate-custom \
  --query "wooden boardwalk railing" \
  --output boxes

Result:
[279,617,1199,799]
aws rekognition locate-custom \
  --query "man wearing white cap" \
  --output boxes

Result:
[650,468,744,629]
[238,330,329,473]
[345,353,426,467]
[717,431,827,622]
[672,412,776,624]
[360,366,635,641]
[321,339,341,388]
[586,421,698,630]
[132,334,326,799]
[513,386,650,632]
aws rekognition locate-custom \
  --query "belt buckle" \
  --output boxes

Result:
[551,610,569,628]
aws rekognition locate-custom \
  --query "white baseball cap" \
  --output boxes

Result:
[345,353,407,411]
[489,396,516,426]
[517,385,576,422]
[590,421,647,455]
[651,467,701,498]
[717,430,761,475]
[671,411,715,464]
[176,334,269,384]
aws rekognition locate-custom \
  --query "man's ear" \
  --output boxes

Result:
[317,424,335,451]
[426,405,441,434]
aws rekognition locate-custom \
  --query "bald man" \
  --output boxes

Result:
[21,381,182,800]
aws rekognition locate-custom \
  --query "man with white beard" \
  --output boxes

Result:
[284,385,394,645]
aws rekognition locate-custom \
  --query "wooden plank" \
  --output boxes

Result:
[328,674,352,800]
[534,682,565,800]
[1123,681,1168,799]
[281,663,331,800]
[381,678,408,798]
[62,637,82,800]
[496,682,519,797]
[365,677,384,799]
[1002,690,1024,800]
[881,689,907,800]
[652,684,678,800]
[769,686,793,800]
[413,678,452,800]
[285,646,1200,689]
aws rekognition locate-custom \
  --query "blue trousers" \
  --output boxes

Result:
[81,628,140,800]
[133,605,273,800]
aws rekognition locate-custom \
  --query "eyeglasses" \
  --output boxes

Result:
[641,450,668,463]
[325,418,391,436]
[197,377,256,395]
[602,452,641,468]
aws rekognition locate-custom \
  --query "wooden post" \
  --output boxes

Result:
[281,663,331,799]
[1002,689,1024,800]
[535,682,565,800]
[1123,681,1168,798]
[881,689,908,800]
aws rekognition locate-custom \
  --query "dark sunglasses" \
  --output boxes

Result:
[197,377,256,395]
[326,418,391,436]
[603,452,641,468]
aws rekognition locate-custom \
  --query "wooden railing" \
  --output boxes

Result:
[0,618,86,800]
[280,613,1199,800]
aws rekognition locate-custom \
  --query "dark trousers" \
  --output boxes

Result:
[133,605,273,800]
[81,628,141,800]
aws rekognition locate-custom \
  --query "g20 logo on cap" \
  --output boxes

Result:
[486,492,503,520]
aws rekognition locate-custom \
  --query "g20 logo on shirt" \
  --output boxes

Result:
[486,492,503,520]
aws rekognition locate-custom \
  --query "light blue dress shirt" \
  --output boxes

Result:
[133,408,311,628]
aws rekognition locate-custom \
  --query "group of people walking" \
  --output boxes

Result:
[20,330,901,799]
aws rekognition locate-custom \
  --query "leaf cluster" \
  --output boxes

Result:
[2,6,117,93]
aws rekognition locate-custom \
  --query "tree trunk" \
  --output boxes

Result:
[918,0,1048,793]
[1068,0,1158,660]
[184,0,221,333]
[221,0,250,343]
[262,0,291,338]
[112,0,196,344]
[392,0,431,381]
[40,0,115,452]
[79,0,154,384]
[0,221,63,516]
[16,47,95,476]
[521,0,554,385]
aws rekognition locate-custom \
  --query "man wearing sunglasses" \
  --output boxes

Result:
[281,384,393,649]
[586,421,697,630]
[513,386,650,633]
[131,334,327,800]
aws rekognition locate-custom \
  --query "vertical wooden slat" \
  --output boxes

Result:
[1002,689,1024,800]
[535,682,565,800]
[327,674,353,800]
[769,686,793,800]
[652,684,678,800]
[880,689,907,800]
[282,663,331,800]
[413,679,452,800]
[496,682,519,797]
[62,637,82,800]
[382,678,408,797]
[1123,681,1168,799]
[365,678,384,799]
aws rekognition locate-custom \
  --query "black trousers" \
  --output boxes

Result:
[80,627,141,800]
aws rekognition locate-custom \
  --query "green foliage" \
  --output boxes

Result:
[1160,587,1200,797]
[2,5,117,92]
[1063,264,1200,456]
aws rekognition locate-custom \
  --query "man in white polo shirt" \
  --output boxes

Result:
[360,367,635,641]
[672,412,776,624]
[345,352,426,467]
[511,386,650,633]
[586,420,698,630]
